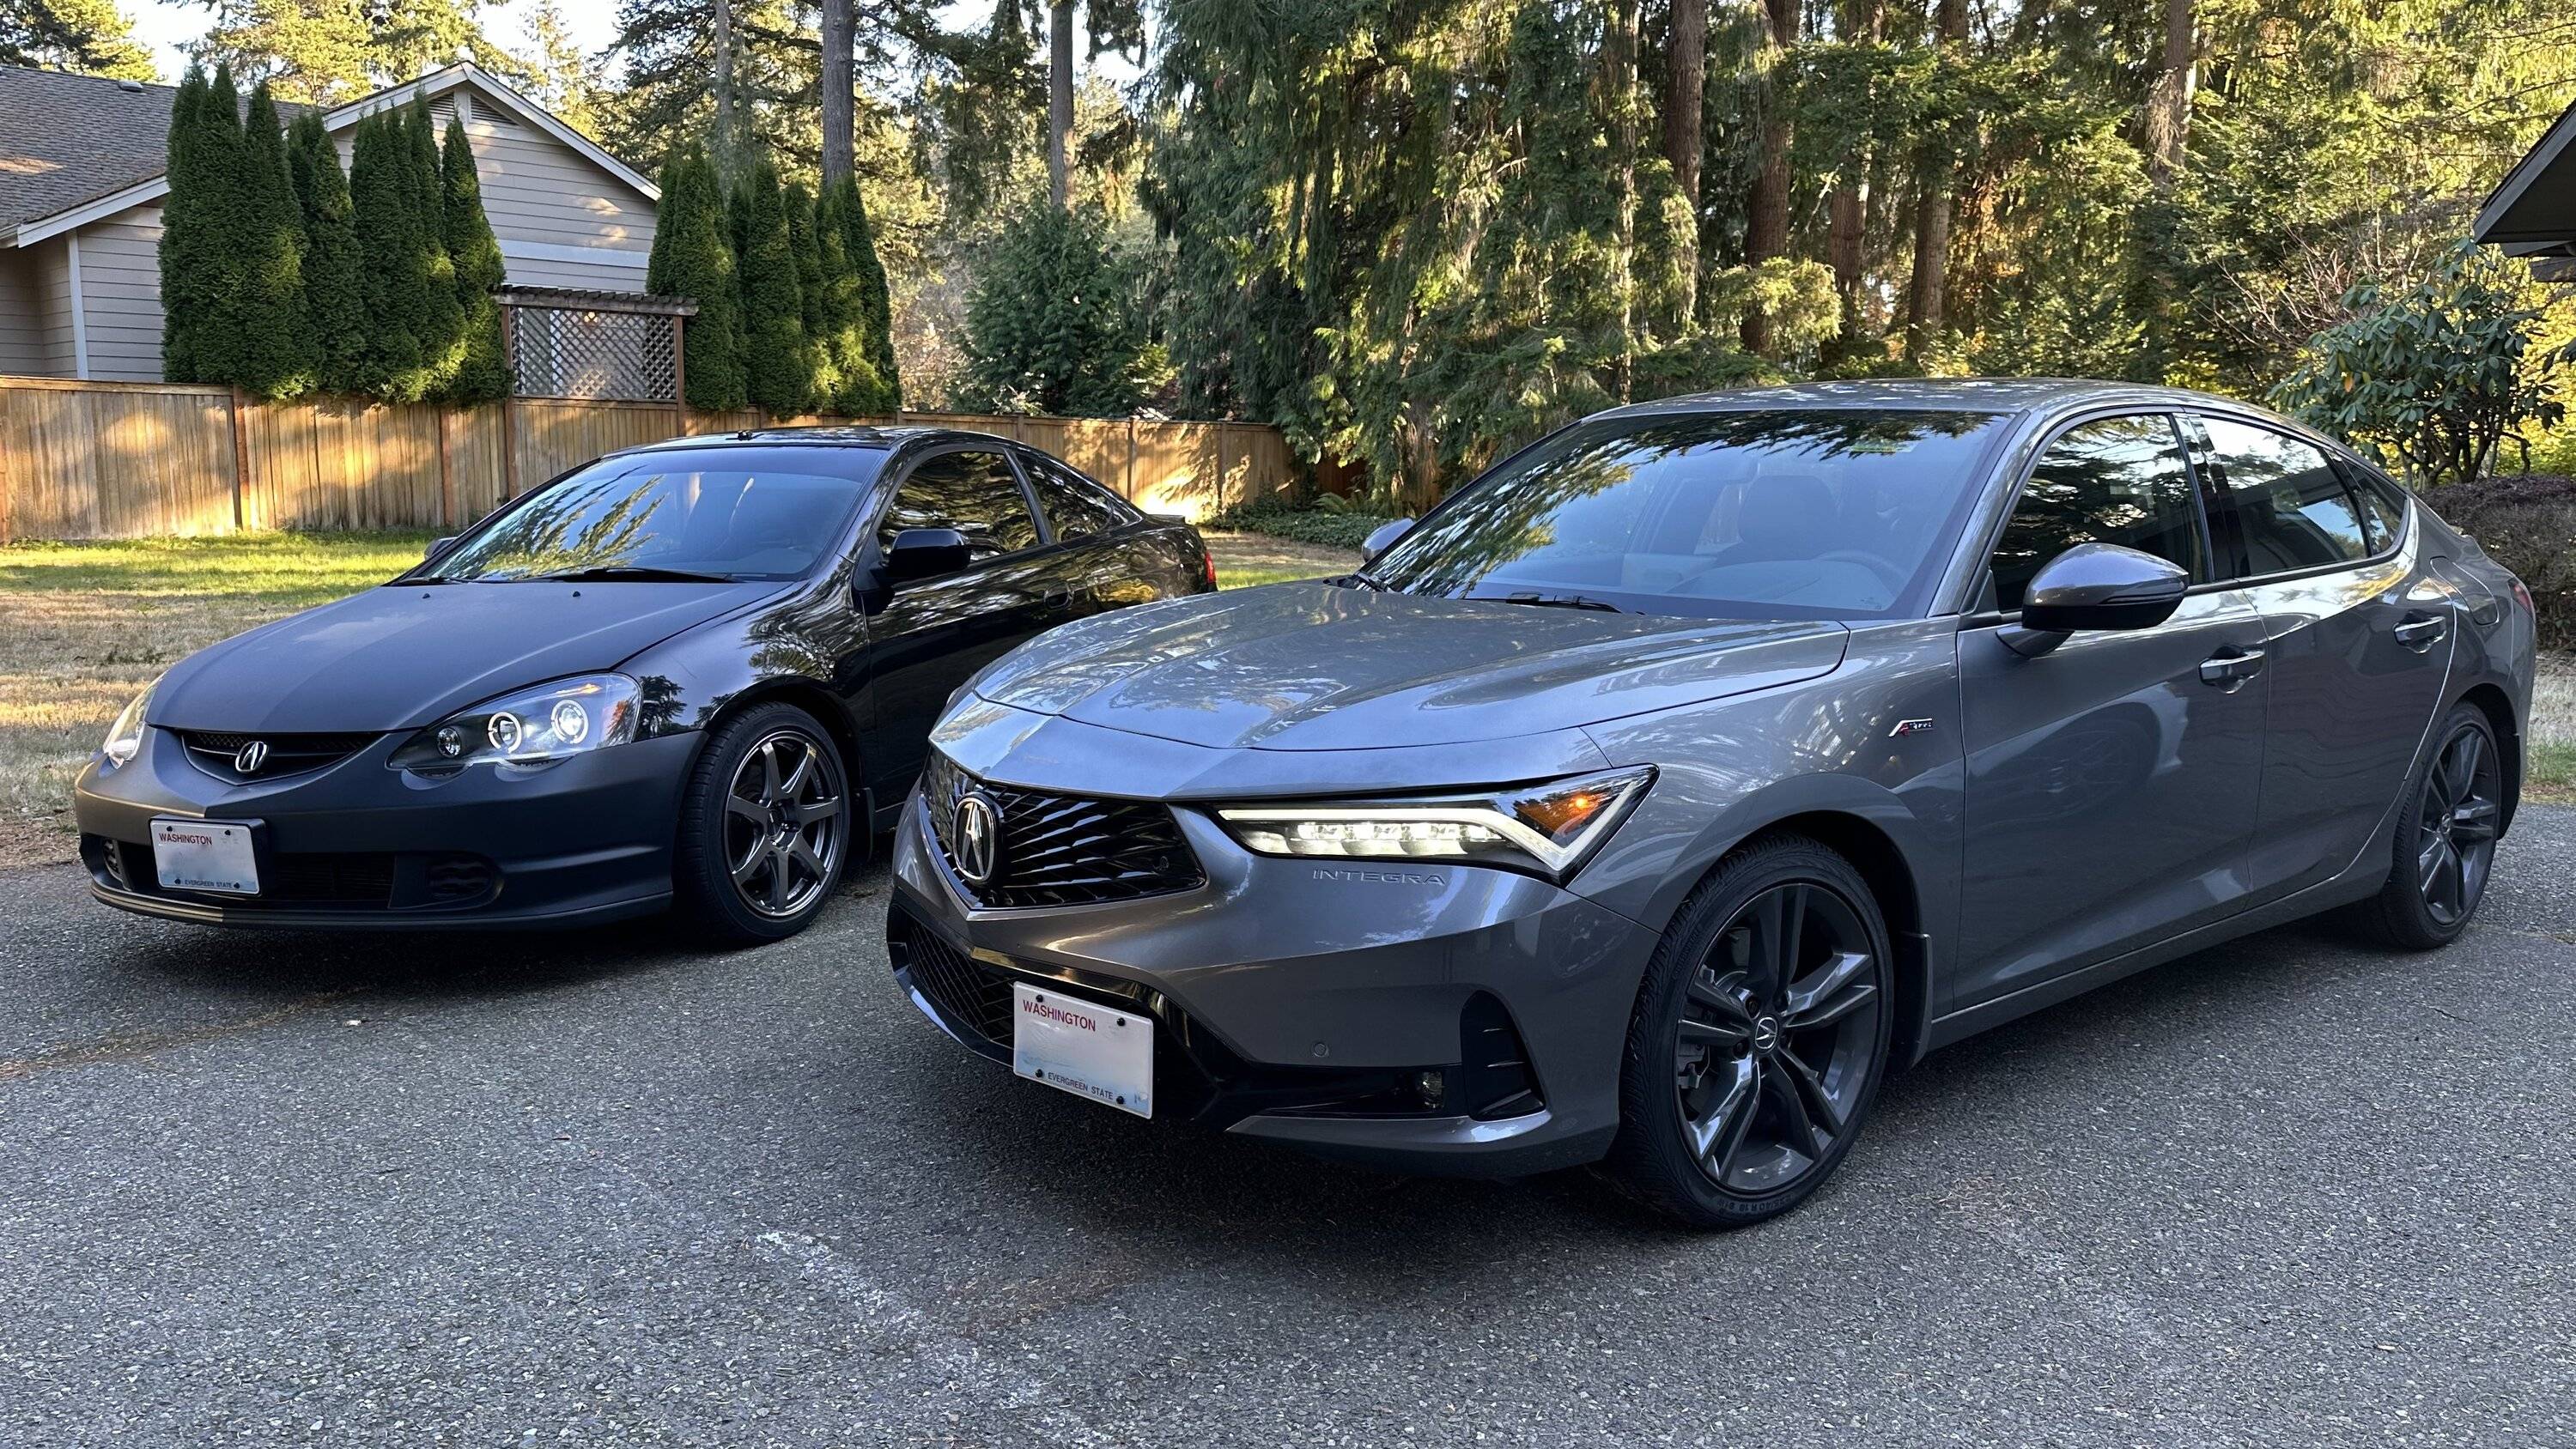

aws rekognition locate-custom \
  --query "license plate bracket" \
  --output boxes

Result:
[149,816,261,895]
[1011,982,1153,1119]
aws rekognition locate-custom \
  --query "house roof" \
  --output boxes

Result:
[2474,94,2576,266]
[0,66,314,231]
[2,62,654,248]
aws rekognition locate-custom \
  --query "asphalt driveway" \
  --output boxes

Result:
[2,812,2571,1446]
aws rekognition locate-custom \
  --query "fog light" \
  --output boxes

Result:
[1413,1069,1444,1109]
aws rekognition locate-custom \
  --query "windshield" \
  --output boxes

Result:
[1364,409,2010,620]
[418,447,878,583]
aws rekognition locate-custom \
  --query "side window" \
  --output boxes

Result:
[2337,456,2409,552]
[1989,415,2207,613]
[2200,416,2370,573]
[876,450,1039,563]
[1024,455,1139,543]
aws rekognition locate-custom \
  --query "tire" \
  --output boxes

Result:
[672,702,854,945]
[1598,835,1895,1230]
[2348,702,2505,951]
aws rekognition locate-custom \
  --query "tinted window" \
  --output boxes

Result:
[421,448,870,582]
[2202,416,2369,573]
[1025,455,1139,542]
[2339,457,2409,552]
[878,450,1038,562]
[1990,415,2207,612]
[1364,409,2009,620]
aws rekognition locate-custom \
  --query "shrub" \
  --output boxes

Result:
[1200,501,1399,553]
[288,112,367,393]
[645,143,746,411]
[440,115,508,403]
[959,205,1150,417]
[2431,473,2576,651]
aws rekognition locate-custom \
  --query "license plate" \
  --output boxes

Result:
[1012,982,1153,1119]
[150,817,258,894]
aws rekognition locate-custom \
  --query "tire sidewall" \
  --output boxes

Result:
[676,702,852,944]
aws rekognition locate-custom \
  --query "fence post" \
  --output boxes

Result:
[227,386,250,532]
[436,408,455,529]
[501,398,521,500]
[670,314,686,422]
[0,385,12,545]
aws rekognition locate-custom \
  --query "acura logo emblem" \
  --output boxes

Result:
[233,739,270,775]
[952,792,1000,885]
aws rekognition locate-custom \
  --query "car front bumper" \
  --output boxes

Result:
[888,790,1657,1179]
[71,725,701,930]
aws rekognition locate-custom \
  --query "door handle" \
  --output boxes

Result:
[2393,612,2447,651]
[2199,647,2266,689]
[1042,590,1075,610]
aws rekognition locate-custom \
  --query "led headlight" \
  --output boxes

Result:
[389,675,641,771]
[1215,767,1655,882]
[100,676,161,766]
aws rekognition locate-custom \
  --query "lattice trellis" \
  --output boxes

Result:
[495,287,698,403]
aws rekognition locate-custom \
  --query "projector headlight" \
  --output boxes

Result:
[389,675,641,771]
[101,676,161,766]
[1214,767,1655,882]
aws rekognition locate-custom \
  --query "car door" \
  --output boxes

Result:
[854,445,1072,806]
[1954,412,2271,1009]
[1018,450,1178,615]
[2188,413,2456,902]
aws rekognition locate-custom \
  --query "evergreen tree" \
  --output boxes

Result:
[831,176,901,412]
[784,182,840,409]
[189,64,252,388]
[406,101,466,397]
[732,159,811,414]
[288,112,368,393]
[644,143,747,411]
[958,204,1145,416]
[1,0,156,78]
[349,111,426,397]
[159,66,211,384]
[440,115,510,402]
[811,180,887,415]
[230,82,314,397]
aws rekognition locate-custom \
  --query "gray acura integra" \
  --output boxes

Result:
[885,379,2535,1228]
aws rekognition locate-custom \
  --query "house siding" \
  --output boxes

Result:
[0,243,56,374]
[75,202,167,382]
[467,118,655,278]
[32,237,76,374]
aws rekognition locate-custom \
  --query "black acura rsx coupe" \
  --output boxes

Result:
[887,380,2534,1228]
[72,426,1213,942]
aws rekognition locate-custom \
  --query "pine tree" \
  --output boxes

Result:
[784,182,840,410]
[289,112,368,393]
[191,64,252,388]
[350,111,426,397]
[1,0,156,78]
[732,158,811,415]
[406,101,465,397]
[231,82,314,397]
[644,143,747,411]
[159,66,210,384]
[440,115,510,402]
[833,176,901,412]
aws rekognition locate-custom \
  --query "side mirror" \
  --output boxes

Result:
[426,536,459,561]
[885,527,972,584]
[2003,543,2189,656]
[1361,518,1414,559]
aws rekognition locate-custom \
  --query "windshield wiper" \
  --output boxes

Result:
[522,566,734,584]
[1494,591,1625,613]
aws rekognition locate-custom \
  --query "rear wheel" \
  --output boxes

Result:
[1600,836,1893,1229]
[2350,703,2503,950]
[674,702,853,944]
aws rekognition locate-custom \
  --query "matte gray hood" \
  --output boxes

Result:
[969,582,1850,751]
[150,579,783,732]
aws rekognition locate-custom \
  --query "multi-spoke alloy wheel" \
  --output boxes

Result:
[2354,702,2506,952]
[723,729,848,919]
[675,702,854,944]
[1603,836,1894,1228]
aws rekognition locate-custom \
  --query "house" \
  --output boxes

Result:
[2474,96,2576,280]
[0,63,661,383]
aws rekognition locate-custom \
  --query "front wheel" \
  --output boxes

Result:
[1599,836,1894,1229]
[2349,703,2504,951]
[673,702,854,944]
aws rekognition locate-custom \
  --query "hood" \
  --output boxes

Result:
[970,582,1850,751]
[150,580,783,732]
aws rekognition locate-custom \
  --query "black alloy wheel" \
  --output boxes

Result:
[1604,836,1895,1228]
[676,702,853,943]
[2354,702,2506,951]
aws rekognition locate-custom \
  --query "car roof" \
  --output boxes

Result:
[609,424,1017,456]
[1590,377,2300,426]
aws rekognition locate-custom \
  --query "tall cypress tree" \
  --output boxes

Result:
[191,64,251,387]
[732,158,811,415]
[231,82,313,397]
[406,101,465,397]
[289,112,367,393]
[835,176,901,412]
[159,66,210,383]
[350,111,426,397]
[440,115,509,402]
[812,180,884,415]
[644,142,746,411]
[784,182,839,410]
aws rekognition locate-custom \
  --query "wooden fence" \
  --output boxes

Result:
[0,376,1298,542]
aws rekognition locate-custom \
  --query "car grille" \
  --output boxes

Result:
[920,752,1204,910]
[83,836,493,912]
[176,730,380,783]
[899,925,1016,1044]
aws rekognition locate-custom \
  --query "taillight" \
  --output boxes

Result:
[2511,577,2535,617]
[1200,545,1218,591]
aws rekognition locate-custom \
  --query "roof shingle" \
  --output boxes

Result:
[0,64,312,233]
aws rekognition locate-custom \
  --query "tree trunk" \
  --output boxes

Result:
[1905,0,1968,363]
[1662,0,1706,319]
[711,0,739,181]
[2144,0,2196,190]
[1828,0,1883,353]
[820,0,854,189]
[1607,0,1641,398]
[1741,0,1799,355]
[1047,0,1074,209]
